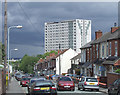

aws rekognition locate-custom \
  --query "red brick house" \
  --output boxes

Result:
[80,27,120,78]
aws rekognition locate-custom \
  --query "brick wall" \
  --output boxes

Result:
[118,40,120,56]
[111,40,115,56]
[107,72,120,87]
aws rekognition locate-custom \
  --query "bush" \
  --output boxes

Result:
[115,69,120,73]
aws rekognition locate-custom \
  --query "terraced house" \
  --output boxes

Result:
[80,26,120,78]
[35,48,78,75]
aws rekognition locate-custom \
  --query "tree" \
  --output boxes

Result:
[115,69,120,73]
[36,50,58,59]
[19,55,39,74]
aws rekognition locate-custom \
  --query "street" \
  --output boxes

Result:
[6,77,107,95]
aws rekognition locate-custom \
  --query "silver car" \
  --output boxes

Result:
[78,77,99,91]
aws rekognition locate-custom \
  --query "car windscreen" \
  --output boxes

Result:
[30,78,46,83]
[86,78,98,82]
[15,73,20,75]
[35,81,54,87]
[22,78,30,80]
[59,77,72,81]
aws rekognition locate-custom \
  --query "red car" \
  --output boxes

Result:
[57,76,75,91]
[20,77,31,87]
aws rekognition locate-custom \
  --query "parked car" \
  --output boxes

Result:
[15,73,20,79]
[65,74,73,77]
[20,77,31,87]
[27,76,46,93]
[57,76,75,91]
[29,80,57,95]
[78,77,99,91]
[51,74,59,80]
[108,79,120,95]
[51,74,62,80]
[16,74,25,81]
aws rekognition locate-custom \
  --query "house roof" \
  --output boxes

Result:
[82,62,92,68]
[80,40,94,49]
[101,56,119,65]
[52,49,69,59]
[114,58,120,66]
[92,28,120,44]
[91,32,111,44]
[93,58,105,64]
[107,28,120,40]
[80,27,120,50]
[71,53,81,60]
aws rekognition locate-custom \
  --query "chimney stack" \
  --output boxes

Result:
[111,27,118,33]
[95,30,102,40]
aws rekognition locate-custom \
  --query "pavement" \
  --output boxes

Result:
[6,77,25,94]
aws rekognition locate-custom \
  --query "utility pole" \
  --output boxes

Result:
[59,43,61,75]
[3,0,7,93]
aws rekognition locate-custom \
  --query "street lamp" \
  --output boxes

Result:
[10,48,18,61]
[9,48,18,77]
[8,25,22,80]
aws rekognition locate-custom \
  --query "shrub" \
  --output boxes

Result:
[115,69,120,73]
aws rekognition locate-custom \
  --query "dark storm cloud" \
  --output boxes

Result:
[9,31,44,47]
[4,2,118,57]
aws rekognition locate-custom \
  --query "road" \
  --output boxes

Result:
[6,77,107,95]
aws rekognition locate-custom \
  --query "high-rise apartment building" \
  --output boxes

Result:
[44,19,91,53]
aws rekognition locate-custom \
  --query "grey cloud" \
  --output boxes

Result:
[3,2,117,57]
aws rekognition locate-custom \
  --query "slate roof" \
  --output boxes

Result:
[71,53,81,60]
[100,56,120,65]
[80,40,94,49]
[107,28,120,40]
[81,27,120,47]
[91,32,111,44]
[93,58,105,64]
[82,62,92,68]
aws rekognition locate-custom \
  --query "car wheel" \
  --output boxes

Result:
[72,89,75,91]
[108,90,111,95]
[57,87,59,91]
[78,87,80,90]
[96,89,99,91]
[117,91,120,95]
[82,86,85,91]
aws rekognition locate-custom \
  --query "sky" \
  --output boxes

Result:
[1,1,118,58]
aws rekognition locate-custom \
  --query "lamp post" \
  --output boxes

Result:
[7,25,22,80]
[10,48,18,74]
[59,43,61,75]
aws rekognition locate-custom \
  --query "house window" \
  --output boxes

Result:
[93,45,95,59]
[109,42,111,56]
[83,49,86,62]
[87,49,89,62]
[90,48,92,60]
[115,41,118,56]
[106,42,109,57]
[102,45,104,59]
[96,44,98,58]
